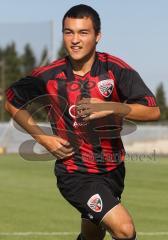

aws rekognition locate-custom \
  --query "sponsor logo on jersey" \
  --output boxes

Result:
[69,105,87,128]
[97,79,114,97]
[87,194,103,212]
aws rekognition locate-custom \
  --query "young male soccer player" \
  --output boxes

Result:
[5,4,160,240]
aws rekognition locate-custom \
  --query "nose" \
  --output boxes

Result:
[71,33,80,45]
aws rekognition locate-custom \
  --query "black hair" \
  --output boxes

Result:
[62,4,101,34]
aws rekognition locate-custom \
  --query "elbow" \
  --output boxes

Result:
[151,107,161,121]
[4,101,10,113]
[4,100,17,117]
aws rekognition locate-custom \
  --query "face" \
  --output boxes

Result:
[63,17,101,62]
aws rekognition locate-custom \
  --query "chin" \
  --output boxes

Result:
[69,55,85,62]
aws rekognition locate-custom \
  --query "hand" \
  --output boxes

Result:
[76,98,114,121]
[41,135,74,160]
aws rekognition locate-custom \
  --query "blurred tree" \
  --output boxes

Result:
[57,42,67,59]
[3,42,21,87]
[0,43,22,121]
[0,47,3,60]
[0,43,50,121]
[0,60,6,121]
[2,41,73,121]
[155,82,168,121]
[39,47,49,66]
[21,43,36,75]
[0,47,4,90]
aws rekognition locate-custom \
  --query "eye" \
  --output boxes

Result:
[80,31,89,35]
[64,30,73,35]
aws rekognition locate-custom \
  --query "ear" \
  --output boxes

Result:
[96,32,101,44]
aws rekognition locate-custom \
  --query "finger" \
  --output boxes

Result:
[77,103,98,112]
[58,150,75,159]
[52,148,74,159]
[77,103,106,113]
[77,109,91,117]
[77,98,90,105]
[59,145,74,154]
[58,138,71,147]
[76,103,89,110]
[83,112,106,121]
[51,142,74,154]
[86,113,100,120]
[65,152,75,158]
[51,150,63,159]
[63,141,71,147]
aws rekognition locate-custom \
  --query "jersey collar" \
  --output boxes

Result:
[64,52,102,81]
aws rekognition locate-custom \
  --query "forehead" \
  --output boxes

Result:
[63,17,94,30]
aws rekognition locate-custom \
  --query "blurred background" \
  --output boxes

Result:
[0,1,168,240]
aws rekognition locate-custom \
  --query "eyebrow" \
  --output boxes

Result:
[63,28,90,32]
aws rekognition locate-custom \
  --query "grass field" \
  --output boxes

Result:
[0,154,168,240]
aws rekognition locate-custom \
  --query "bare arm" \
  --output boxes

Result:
[124,103,160,121]
[76,98,160,121]
[5,100,74,159]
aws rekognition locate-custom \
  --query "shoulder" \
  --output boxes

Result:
[31,57,67,79]
[97,52,133,70]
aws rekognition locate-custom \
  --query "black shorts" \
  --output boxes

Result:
[56,162,125,225]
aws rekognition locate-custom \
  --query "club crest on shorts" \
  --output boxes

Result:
[97,79,114,97]
[87,194,103,212]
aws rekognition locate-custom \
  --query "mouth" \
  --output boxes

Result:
[71,46,82,52]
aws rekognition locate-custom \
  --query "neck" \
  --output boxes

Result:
[70,50,96,76]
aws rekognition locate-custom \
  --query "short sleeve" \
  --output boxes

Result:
[5,76,45,109]
[117,69,157,107]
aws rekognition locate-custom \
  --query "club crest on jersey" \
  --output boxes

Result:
[97,79,114,97]
[87,194,103,212]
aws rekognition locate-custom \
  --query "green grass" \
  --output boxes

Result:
[0,154,168,240]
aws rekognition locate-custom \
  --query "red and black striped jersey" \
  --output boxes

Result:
[6,52,157,174]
